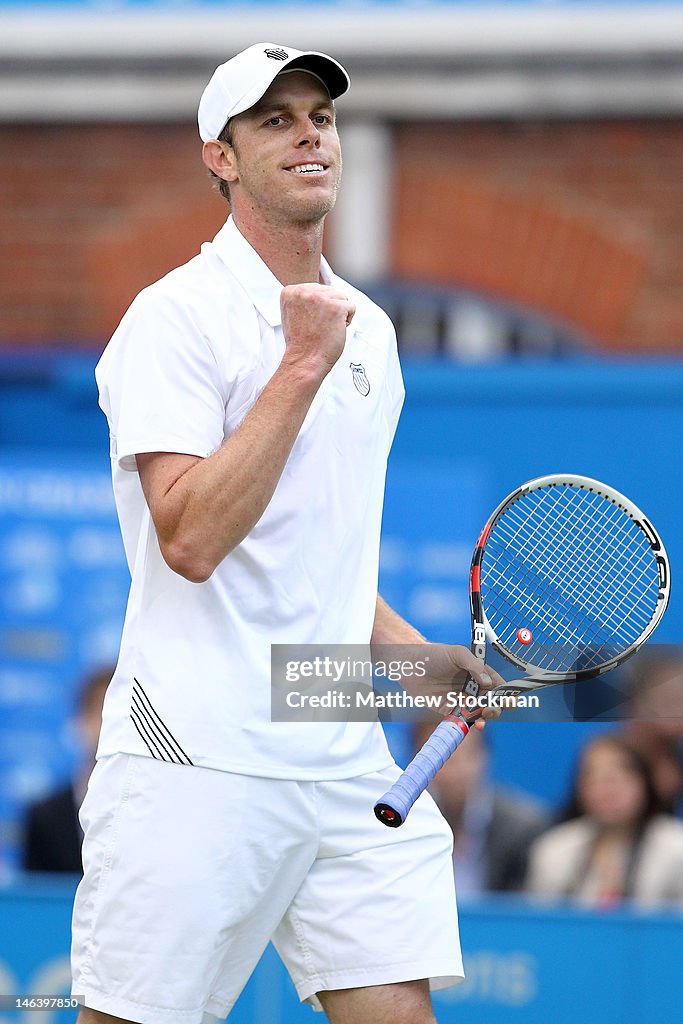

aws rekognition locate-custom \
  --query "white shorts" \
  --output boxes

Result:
[71,754,463,1024]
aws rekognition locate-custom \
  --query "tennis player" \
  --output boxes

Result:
[71,42,502,1024]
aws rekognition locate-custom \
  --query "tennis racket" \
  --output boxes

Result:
[374,473,670,827]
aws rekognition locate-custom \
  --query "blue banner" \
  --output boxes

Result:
[0,453,129,867]
[0,882,681,1024]
[1,357,682,864]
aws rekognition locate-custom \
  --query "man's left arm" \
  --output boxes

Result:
[371,594,503,724]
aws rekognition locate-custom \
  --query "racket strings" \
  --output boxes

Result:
[537,492,654,619]
[486,543,622,669]
[480,486,661,672]
[487,497,658,663]
[488,513,656,658]
[490,500,639,640]
[501,491,655,631]
[547,493,655,630]
[494,489,655,625]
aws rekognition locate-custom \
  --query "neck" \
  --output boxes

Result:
[595,821,638,841]
[231,208,326,285]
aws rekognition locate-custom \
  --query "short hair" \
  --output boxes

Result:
[561,732,664,825]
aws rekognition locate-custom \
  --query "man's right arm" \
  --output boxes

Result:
[137,283,354,583]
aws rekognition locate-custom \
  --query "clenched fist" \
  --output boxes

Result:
[280,283,355,381]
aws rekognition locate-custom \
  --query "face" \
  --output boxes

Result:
[578,742,647,827]
[223,71,342,227]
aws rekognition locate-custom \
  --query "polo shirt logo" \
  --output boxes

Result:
[265,48,289,60]
[350,362,370,397]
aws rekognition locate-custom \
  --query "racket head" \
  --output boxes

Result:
[470,474,670,681]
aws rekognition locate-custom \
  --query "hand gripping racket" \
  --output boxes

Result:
[374,474,670,827]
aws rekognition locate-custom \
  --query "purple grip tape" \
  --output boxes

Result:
[374,717,470,827]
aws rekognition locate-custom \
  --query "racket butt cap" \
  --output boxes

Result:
[374,803,403,828]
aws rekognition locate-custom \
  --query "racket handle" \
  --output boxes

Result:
[374,717,470,827]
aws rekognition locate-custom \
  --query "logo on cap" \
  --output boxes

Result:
[265,48,289,61]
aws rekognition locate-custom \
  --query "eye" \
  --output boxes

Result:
[312,114,332,126]
[265,116,286,127]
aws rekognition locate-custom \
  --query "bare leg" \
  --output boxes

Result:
[318,979,437,1024]
[77,1009,138,1024]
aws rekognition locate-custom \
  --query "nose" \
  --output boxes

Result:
[295,119,321,148]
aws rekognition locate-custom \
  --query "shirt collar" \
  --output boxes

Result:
[211,215,335,328]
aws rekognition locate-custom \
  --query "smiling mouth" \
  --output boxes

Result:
[285,163,328,175]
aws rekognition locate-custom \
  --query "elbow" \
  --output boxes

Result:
[181,564,214,585]
[160,537,216,584]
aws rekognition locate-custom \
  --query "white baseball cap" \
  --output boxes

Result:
[198,42,350,142]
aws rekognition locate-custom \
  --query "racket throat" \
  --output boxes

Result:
[472,621,486,665]
[465,619,488,704]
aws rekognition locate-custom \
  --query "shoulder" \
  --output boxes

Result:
[530,817,594,860]
[634,816,683,903]
[98,248,256,384]
[525,817,594,894]
[110,215,261,334]
[329,273,397,339]
[643,815,683,853]
[126,244,250,323]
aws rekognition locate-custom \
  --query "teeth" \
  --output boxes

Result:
[293,164,324,173]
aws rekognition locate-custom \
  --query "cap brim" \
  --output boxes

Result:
[282,52,350,101]
[229,51,349,122]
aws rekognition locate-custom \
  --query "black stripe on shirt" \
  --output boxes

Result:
[131,678,194,766]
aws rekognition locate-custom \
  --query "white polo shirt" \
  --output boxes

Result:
[95,216,404,779]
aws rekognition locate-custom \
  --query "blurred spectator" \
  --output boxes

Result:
[620,652,683,817]
[526,734,683,909]
[414,721,548,895]
[22,665,112,874]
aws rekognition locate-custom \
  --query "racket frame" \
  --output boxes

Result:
[469,473,670,687]
[374,472,671,828]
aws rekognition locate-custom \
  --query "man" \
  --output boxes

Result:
[23,665,112,874]
[71,42,502,1024]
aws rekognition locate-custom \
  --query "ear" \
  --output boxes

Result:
[202,139,238,185]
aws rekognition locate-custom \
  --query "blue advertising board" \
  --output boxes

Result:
[0,453,130,866]
[0,881,681,1024]
[0,357,681,865]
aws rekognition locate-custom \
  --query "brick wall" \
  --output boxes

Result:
[0,125,225,346]
[1,120,682,350]
[392,120,683,350]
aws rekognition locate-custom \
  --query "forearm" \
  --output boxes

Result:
[151,360,322,581]
[139,282,355,582]
[371,594,502,722]
[371,594,426,645]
